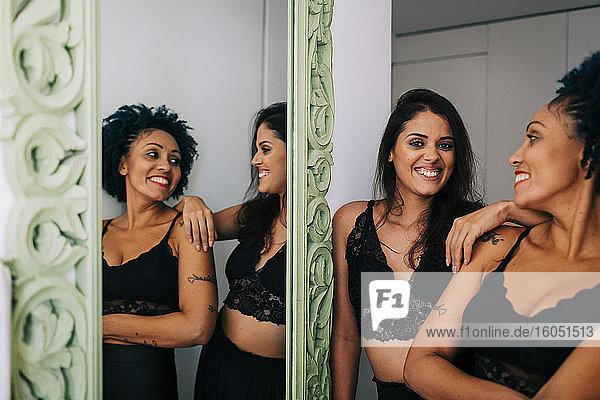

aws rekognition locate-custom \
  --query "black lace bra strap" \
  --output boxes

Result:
[102,219,113,237]
[160,212,183,243]
[495,227,533,272]
[367,199,377,223]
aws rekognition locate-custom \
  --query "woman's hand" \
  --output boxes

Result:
[446,202,550,272]
[175,196,216,252]
[446,202,511,271]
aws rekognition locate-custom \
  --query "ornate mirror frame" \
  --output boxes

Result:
[0,0,333,398]
[287,1,334,398]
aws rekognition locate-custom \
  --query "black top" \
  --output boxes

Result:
[346,201,452,341]
[223,240,286,325]
[463,227,600,397]
[102,213,181,316]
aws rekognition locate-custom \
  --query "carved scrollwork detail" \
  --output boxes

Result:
[8,113,87,196]
[9,0,85,113]
[1,0,97,397]
[7,196,87,282]
[307,0,334,150]
[304,0,334,398]
[307,149,333,197]
[12,277,86,400]
[306,242,333,399]
[307,197,331,243]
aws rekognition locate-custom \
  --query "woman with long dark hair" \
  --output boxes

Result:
[330,88,547,399]
[405,51,600,399]
[184,102,287,399]
[330,89,484,399]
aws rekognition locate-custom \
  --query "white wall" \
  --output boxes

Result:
[392,0,600,35]
[101,1,286,399]
[329,0,392,213]
[330,2,392,399]
[392,6,600,203]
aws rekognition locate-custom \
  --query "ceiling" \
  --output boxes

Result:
[393,0,600,35]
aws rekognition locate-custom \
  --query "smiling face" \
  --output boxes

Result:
[251,122,287,196]
[389,111,455,200]
[509,104,585,209]
[120,129,182,202]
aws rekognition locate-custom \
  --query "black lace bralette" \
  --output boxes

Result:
[463,227,600,397]
[223,240,286,325]
[345,201,451,341]
[102,213,181,316]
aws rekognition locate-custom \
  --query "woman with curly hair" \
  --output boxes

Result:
[405,51,600,399]
[101,104,217,399]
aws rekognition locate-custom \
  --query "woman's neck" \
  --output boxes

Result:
[123,195,171,229]
[544,182,600,259]
[387,190,434,227]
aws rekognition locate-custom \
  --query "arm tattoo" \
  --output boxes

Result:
[151,339,158,347]
[178,221,184,227]
[187,273,216,285]
[432,303,447,316]
[481,231,504,245]
[208,304,216,312]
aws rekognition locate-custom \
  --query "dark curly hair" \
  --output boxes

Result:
[102,104,198,202]
[374,89,483,269]
[236,102,287,247]
[551,50,600,192]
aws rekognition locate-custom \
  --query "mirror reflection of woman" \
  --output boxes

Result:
[182,103,287,399]
[330,89,546,400]
[405,51,600,399]
[101,105,218,399]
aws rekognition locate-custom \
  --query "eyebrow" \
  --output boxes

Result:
[406,133,454,140]
[144,142,180,153]
[258,140,272,146]
[526,121,546,131]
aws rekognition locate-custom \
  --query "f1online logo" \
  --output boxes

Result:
[369,280,410,331]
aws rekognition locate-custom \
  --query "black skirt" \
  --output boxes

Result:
[372,376,424,400]
[103,343,178,400]
[194,323,284,399]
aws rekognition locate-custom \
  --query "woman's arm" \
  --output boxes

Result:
[405,226,529,400]
[446,201,551,270]
[103,216,218,347]
[533,346,600,399]
[331,202,366,400]
[175,196,242,251]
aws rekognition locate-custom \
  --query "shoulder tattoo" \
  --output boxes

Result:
[480,231,504,245]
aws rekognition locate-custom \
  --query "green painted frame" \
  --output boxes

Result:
[0,0,333,398]
[287,0,334,399]
[0,0,101,398]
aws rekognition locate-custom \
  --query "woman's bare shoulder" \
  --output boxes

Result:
[463,225,525,273]
[332,201,370,232]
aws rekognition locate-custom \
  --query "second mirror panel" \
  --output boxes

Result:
[101,1,287,399]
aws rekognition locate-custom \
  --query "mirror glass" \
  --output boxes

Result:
[101,1,287,398]
[330,1,600,399]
